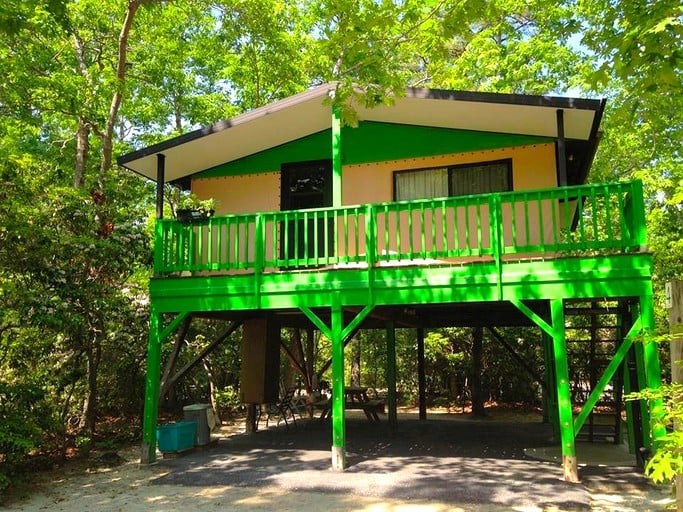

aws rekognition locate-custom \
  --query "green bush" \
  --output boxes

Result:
[215,385,243,416]
[0,381,56,495]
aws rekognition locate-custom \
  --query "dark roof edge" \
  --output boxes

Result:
[405,87,604,111]
[577,98,607,184]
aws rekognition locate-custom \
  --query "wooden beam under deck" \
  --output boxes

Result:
[149,253,654,318]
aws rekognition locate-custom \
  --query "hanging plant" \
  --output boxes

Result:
[175,194,216,223]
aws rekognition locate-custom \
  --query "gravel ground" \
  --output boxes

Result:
[4,412,673,511]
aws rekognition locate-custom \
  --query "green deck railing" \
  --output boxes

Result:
[154,180,647,275]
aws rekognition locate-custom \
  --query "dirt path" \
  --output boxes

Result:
[4,417,673,511]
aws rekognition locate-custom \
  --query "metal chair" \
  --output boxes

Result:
[262,387,299,428]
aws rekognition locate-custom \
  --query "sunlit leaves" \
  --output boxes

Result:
[579,0,682,95]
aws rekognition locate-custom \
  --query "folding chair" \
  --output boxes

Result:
[263,387,299,428]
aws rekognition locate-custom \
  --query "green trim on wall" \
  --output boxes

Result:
[193,122,552,179]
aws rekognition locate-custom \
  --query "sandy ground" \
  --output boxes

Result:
[3,415,674,512]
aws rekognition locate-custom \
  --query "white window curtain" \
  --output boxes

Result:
[395,168,448,201]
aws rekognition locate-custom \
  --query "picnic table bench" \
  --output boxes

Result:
[307,386,385,422]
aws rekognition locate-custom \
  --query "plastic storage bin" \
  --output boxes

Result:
[156,421,196,452]
[183,404,211,446]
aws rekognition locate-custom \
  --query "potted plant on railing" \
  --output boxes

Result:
[175,194,217,223]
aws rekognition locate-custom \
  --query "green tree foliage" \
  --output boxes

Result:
[428,0,584,93]
[576,0,682,486]
[0,0,681,498]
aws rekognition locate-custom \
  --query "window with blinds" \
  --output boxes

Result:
[394,159,512,200]
[450,160,512,197]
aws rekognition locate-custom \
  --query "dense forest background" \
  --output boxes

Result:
[0,0,680,495]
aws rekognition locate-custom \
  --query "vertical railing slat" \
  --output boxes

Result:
[441,199,447,256]
[537,191,545,249]
[590,188,599,244]
[358,212,361,262]
[476,200,483,253]
[383,204,390,261]
[342,209,349,262]
[464,199,471,254]
[578,189,586,246]
[604,184,614,243]
[550,193,559,247]
[617,189,627,247]
[524,193,531,251]
[366,204,376,269]
[420,202,427,258]
[510,196,518,250]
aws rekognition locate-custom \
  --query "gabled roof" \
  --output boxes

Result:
[117,83,605,185]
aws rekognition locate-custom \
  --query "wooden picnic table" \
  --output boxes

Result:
[308,397,331,420]
[344,386,383,422]
[307,387,384,422]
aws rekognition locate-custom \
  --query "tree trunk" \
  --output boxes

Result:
[72,30,91,189]
[667,280,683,511]
[470,327,485,416]
[202,359,220,425]
[80,338,102,453]
[287,328,303,390]
[100,0,162,177]
[174,96,182,132]
[306,328,315,393]
[74,117,89,189]
[350,336,361,386]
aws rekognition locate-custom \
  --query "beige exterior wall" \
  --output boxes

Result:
[190,143,556,214]
[342,142,557,206]
[187,143,561,269]
[192,172,280,215]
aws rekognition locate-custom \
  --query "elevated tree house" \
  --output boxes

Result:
[118,84,662,482]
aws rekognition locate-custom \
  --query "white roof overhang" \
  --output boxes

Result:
[117,83,605,184]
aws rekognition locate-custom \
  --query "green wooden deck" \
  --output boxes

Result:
[151,180,649,313]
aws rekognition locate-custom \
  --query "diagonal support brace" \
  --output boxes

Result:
[159,311,191,344]
[511,299,554,337]
[573,317,642,435]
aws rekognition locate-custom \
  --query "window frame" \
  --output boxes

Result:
[448,158,513,197]
[392,158,514,201]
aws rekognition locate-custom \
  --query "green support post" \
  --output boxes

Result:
[550,299,578,482]
[330,298,346,470]
[640,293,665,445]
[623,351,637,454]
[300,301,374,471]
[542,331,558,437]
[633,341,651,451]
[629,180,647,250]
[386,321,397,427]
[332,105,342,208]
[141,307,163,463]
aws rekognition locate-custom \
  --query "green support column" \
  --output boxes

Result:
[542,331,559,437]
[640,293,665,445]
[331,105,342,208]
[623,350,637,454]
[300,301,374,471]
[141,307,163,463]
[550,299,578,482]
[330,299,346,470]
[633,341,651,452]
[386,321,397,427]
[511,298,577,480]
